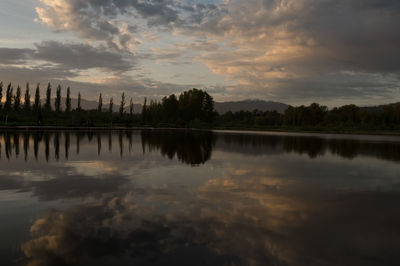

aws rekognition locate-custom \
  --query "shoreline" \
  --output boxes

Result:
[0,125,399,138]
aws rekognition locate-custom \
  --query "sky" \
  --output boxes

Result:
[0,0,400,107]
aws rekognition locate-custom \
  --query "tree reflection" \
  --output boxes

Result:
[119,131,123,158]
[97,133,101,156]
[5,133,11,159]
[65,132,70,159]
[108,131,112,152]
[54,132,60,161]
[33,132,41,160]
[44,133,50,162]
[14,133,19,158]
[219,133,400,162]
[126,131,133,152]
[141,130,216,165]
[23,133,29,161]
[0,131,400,163]
[76,132,83,155]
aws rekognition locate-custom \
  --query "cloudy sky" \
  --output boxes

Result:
[0,0,400,106]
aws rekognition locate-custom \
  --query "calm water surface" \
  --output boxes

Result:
[0,130,399,266]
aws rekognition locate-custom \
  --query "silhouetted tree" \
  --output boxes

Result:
[0,82,3,110]
[4,83,13,111]
[44,83,51,112]
[129,97,134,116]
[177,88,215,123]
[24,83,31,112]
[34,84,40,112]
[55,85,62,112]
[65,87,71,113]
[14,85,21,111]
[119,92,125,116]
[109,97,113,114]
[98,93,102,112]
[162,94,178,122]
[142,97,147,121]
[77,92,82,111]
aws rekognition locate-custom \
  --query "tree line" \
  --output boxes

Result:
[1,81,400,130]
[218,102,400,130]
[0,82,215,127]
[0,82,134,115]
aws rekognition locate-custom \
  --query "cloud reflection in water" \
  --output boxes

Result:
[0,130,399,265]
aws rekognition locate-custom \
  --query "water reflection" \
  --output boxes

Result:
[1,130,400,163]
[18,177,400,266]
[0,130,399,265]
[141,130,216,165]
[0,130,216,165]
[217,133,400,162]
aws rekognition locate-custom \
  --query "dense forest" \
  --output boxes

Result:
[0,81,400,132]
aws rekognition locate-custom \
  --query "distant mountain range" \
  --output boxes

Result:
[361,102,400,112]
[54,98,289,114]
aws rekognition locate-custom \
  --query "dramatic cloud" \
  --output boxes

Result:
[31,0,400,104]
[34,0,224,52]
[1,0,399,104]
[192,0,400,103]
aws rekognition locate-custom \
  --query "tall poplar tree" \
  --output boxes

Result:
[109,97,113,114]
[129,97,134,116]
[65,87,71,113]
[55,85,62,112]
[45,83,51,112]
[142,97,147,122]
[34,84,40,112]
[14,85,21,111]
[0,81,3,110]
[77,92,82,111]
[5,83,13,111]
[98,93,103,112]
[24,83,31,111]
[119,92,125,116]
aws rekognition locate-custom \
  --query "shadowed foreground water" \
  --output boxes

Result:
[0,130,399,266]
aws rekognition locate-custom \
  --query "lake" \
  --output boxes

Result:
[0,129,399,266]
